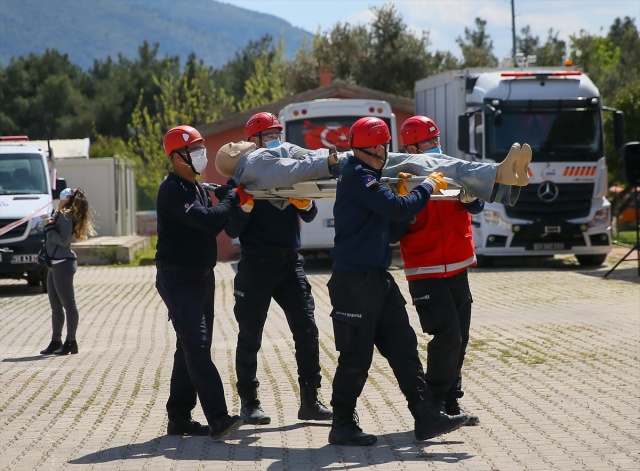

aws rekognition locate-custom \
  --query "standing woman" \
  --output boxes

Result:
[39,188,96,355]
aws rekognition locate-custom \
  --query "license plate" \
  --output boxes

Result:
[532,243,565,250]
[325,219,335,228]
[11,254,37,264]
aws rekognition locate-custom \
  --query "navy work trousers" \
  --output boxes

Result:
[408,270,472,397]
[233,251,320,397]
[327,268,427,410]
[156,268,228,425]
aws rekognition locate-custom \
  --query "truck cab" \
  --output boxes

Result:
[416,68,625,267]
[0,137,60,291]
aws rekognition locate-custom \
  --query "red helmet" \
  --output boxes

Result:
[400,116,440,147]
[163,125,204,155]
[348,117,391,148]
[245,112,283,139]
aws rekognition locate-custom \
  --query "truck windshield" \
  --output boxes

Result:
[0,153,48,195]
[285,116,393,151]
[485,108,602,163]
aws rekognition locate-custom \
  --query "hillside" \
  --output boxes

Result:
[0,0,313,70]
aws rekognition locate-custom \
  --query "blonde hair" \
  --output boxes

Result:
[60,188,96,240]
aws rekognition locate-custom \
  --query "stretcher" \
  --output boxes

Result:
[202,177,462,201]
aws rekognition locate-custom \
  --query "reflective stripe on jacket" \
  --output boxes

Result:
[399,199,476,280]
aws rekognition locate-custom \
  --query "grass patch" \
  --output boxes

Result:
[131,236,157,266]
[614,230,637,246]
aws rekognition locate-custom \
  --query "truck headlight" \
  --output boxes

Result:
[588,207,610,228]
[29,216,47,235]
[483,209,503,227]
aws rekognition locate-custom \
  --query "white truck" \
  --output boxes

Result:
[0,137,67,291]
[414,68,625,267]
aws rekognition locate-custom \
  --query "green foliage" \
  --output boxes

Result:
[517,26,566,66]
[456,18,498,67]
[237,44,286,111]
[126,58,235,210]
[286,4,449,97]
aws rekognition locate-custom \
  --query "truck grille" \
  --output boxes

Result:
[0,219,28,241]
[505,183,594,221]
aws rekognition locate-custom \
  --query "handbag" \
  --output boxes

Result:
[37,245,52,268]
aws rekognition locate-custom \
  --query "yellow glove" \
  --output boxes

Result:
[241,199,254,213]
[423,172,448,194]
[396,172,414,196]
[288,198,313,211]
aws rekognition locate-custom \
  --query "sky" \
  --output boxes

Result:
[221,0,639,61]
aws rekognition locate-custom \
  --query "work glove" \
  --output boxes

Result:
[422,172,448,194]
[288,198,313,211]
[396,172,414,196]
[234,184,254,212]
[213,184,233,201]
[459,189,478,203]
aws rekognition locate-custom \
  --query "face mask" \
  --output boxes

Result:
[189,148,208,174]
[265,139,281,149]
[424,147,442,154]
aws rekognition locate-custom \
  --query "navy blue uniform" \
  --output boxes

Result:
[225,197,322,398]
[328,156,434,409]
[155,172,236,425]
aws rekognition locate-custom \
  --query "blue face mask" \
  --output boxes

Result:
[265,139,281,149]
[424,147,442,154]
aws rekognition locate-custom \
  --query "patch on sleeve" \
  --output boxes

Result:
[364,175,377,188]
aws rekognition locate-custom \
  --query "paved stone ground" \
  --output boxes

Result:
[0,251,638,471]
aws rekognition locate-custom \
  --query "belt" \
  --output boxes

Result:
[155,261,213,275]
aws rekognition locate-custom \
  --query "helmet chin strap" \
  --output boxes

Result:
[358,148,387,167]
[176,148,199,175]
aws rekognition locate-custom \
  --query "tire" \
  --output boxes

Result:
[475,255,494,268]
[576,254,607,267]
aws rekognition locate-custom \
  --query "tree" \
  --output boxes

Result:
[516,26,566,66]
[0,50,89,138]
[569,16,640,102]
[213,35,281,105]
[456,18,498,67]
[237,44,286,111]
[286,4,445,97]
[126,61,234,209]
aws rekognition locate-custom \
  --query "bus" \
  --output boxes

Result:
[278,98,398,252]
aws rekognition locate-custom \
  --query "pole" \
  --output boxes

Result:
[511,0,517,62]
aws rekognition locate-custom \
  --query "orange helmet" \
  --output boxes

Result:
[400,116,440,147]
[348,117,391,148]
[163,125,204,155]
[245,112,283,139]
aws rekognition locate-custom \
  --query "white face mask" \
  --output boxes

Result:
[189,148,208,174]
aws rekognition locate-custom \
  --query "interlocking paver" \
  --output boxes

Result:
[0,251,638,470]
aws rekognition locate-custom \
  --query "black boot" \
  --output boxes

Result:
[40,340,62,354]
[328,407,377,446]
[298,382,333,421]
[209,414,243,441]
[167,412,210,436]
[409,395,469,441]
[239,390,271,425]
[54,340,78,355]
[445,397,480,426]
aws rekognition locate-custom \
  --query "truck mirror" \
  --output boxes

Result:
[52,178,68,199]
[613,110,625,150]
[458,114,470,153]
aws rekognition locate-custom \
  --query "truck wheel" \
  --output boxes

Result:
[475,255,494,268]
[27,270,48,292]
[576,254,607,267]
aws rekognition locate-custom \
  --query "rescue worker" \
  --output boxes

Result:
[155,125,249,440]
[224,112,333,425]
[326,116,469,446]
[391,115,483,425]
